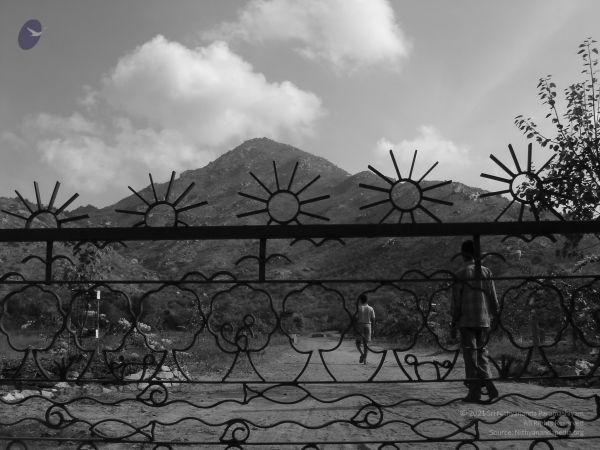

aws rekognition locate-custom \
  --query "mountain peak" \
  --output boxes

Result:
[240,136,281,147]
[181,137,350,184]
[228,136,302,159]
[1,137,513,229]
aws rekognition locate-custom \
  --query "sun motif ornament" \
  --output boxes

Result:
[115,171,207,227]
[1,181,89,228]
[237,161,330,225]
[479,143,564,221]
[359,149,452,223]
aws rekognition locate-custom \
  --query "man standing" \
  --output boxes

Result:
[451,240,500,403]
[355,294,375,364]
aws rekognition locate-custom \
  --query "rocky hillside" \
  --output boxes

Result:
[0,137,572,281]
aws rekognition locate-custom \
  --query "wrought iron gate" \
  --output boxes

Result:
[0,148,599,448]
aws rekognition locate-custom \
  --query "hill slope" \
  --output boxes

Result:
[0,137,566,281]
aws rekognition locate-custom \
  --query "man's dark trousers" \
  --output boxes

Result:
[460,327,497,400]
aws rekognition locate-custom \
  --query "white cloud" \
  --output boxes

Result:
[28,115,207,193]
[376,125,473,183]
[101,36,323,146]
[205,0,411,72]
[22,35,324,195]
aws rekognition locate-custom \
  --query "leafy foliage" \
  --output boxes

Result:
[515,38,600,220]
[59,242,111,286]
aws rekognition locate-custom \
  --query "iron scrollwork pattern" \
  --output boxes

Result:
[1,227,599,448]
[0,151,599,448]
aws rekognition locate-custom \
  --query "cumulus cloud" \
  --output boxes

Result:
[29,115,206,193]
[205,0,411,72]
[22,35,323,195]
[101,36,323,145]
[376,125,473,183]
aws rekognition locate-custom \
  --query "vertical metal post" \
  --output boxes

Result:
[259,238,266,282]
[45,241,53,283]
[96,290,100,355]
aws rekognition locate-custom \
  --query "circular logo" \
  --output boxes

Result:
[18,19,42,50]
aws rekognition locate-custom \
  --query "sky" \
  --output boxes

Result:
[1,0,599,208]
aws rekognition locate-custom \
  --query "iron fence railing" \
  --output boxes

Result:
[0,222,599,449]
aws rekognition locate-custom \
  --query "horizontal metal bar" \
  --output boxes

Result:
[1,220,600,242]
[0,375,597,385]
[1,436,598,445]
[1,274,599,285]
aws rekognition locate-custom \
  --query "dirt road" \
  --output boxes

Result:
[1,334,599,449]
